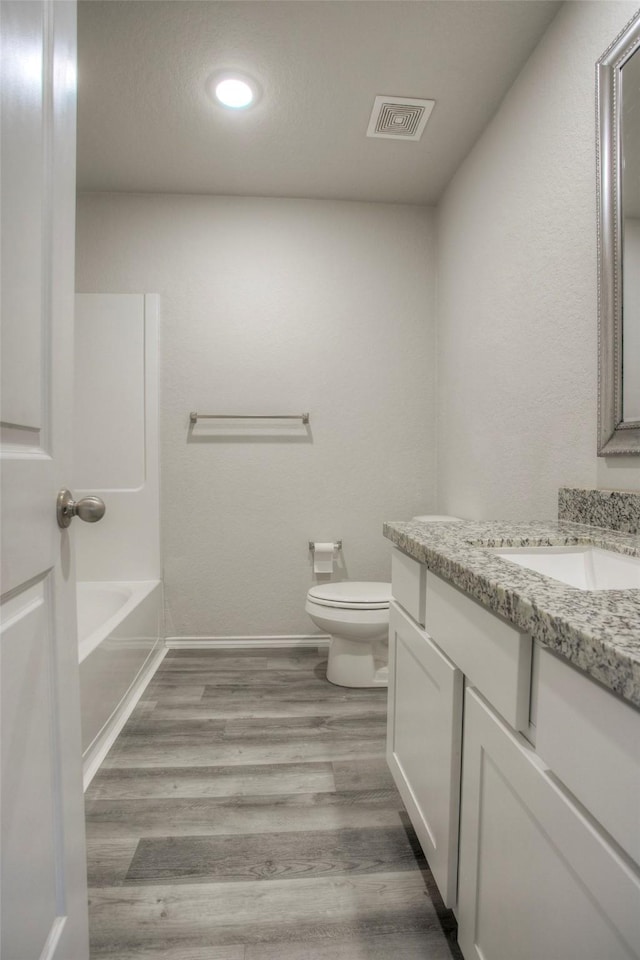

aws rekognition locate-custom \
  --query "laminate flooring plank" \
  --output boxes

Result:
[264,651,328,670]
[244,931,456,960]
[162,653,326,673]
[148,697,386,721]
[86,762,337,801]
[162,655,269,669]
[85,839,139,886]
[142,682,206,701]
[125,825,420,884]
[101,737,385,768]
[118,713,387,744]
[89,872,443,951]
[193,670,332,685]
[198,673,384,693]
[222,714,387,742]
[88,944,246,960]
[332,758,398,792]
[199,685,383,704]
[85,790,404,840]
[117,719,228,741]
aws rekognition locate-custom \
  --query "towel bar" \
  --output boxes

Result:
[190,412,310,424]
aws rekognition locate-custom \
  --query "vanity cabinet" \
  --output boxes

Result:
[386,600,463,906]
[457,686,640,960]
[388,546,640,960]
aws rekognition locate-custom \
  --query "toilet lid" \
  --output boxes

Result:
[307,581,391,610]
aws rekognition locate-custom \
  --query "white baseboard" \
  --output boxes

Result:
[82,642,167,791]
[165,634,330,650]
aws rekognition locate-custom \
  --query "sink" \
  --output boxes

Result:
[492,545,640,591]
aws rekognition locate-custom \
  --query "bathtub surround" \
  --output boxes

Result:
[436,0,640,522]
[383,518,640,706]
[74,294,161,582]
[76,197,437,639]
[74,294,164,786]
[558,486,640,534]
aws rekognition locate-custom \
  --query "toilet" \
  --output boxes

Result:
[306,516,463,688]
[305,581,392,687]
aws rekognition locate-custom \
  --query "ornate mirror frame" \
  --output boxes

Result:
[597,10,640,455]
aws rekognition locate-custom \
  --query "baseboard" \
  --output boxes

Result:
[165,635,330,649]
[82,642,167,791]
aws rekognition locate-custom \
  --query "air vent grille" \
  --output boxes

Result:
[366,95,435,141]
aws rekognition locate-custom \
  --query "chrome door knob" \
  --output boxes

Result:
[57,489,106,528]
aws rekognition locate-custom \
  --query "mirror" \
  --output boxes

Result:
[597,11,640,455]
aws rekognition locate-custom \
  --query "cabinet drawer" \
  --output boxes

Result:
[458,687,640,960]
[387,601,463,907]
[391,548,426,625]
[424,571,531,731]
[536,647,640,864]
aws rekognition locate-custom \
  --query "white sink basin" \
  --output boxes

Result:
[493,545,640,591]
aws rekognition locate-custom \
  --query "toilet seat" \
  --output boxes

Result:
[307,581,391,610]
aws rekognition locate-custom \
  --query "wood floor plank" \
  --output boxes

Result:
[85,839,139,886]
[142,682,206,700]
[264,651,328,670]
[125,825,420,884]
[162,655,269,668]
[117,719,228,741]
[332,757,397,792]
[222,714,387,742]
[100,737,385,768]
[162,653,326,673]
[89,872,443,951]
[244,931,457,960]
[87,943,246,960]
[147,697,386,720]
[200,670,387,700]
[85,790,404,840]
[85,762,336,801]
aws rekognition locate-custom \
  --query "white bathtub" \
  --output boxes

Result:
[78,580,164,786]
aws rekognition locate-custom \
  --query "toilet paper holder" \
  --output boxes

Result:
[308,540,342,552]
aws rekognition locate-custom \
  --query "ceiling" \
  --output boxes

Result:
[77,0,561,205]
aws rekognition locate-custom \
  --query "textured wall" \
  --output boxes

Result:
[436,0,640,521]
[76,195,437,636]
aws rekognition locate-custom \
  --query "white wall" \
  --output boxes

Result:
[436,0,640,521]
[76,195,437,637]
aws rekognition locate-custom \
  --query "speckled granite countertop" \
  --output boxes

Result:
[383,519,640,709]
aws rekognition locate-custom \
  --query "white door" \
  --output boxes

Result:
[1,2,90,958]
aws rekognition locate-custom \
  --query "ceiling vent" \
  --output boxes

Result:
[366,95,435,141]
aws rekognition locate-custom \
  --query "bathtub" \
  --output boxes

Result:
[78,580,164,787]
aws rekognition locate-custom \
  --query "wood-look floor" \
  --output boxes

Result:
[85,648,463,959]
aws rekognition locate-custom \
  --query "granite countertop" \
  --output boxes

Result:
[383,518,640,709]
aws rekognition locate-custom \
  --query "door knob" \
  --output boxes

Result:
[57,489,106,528]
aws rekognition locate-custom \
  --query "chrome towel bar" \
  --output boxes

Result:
[190,411,310,425]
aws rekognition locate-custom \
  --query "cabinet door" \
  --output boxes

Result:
[458,687,640,960]
[386,601,463,907]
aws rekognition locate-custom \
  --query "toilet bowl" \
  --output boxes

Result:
[305,581,391,688]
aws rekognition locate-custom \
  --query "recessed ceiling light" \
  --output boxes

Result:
[208,72,260,110]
